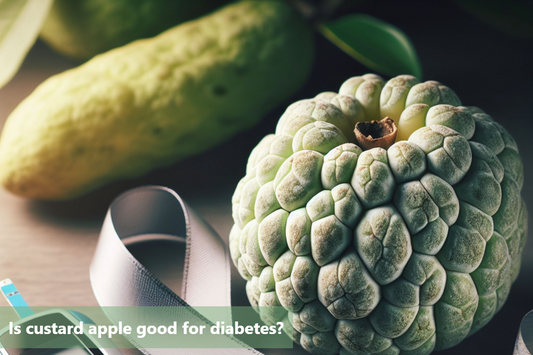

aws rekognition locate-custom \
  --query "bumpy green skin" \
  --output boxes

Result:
[230,74,527,354]
[41,0,229,60]
[0,1,314,200]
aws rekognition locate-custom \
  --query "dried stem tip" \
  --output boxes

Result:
[354,117,398,151]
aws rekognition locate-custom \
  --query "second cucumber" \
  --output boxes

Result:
[40,0,230,60]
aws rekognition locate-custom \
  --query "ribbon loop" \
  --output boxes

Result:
[90,186,259,354]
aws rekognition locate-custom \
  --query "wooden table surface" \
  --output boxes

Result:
[1,5,532,352]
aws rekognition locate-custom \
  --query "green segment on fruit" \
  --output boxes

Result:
[41,0,229,60]
[0,0,314,200]
[230,74,527,354]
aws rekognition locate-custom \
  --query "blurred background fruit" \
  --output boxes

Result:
[40,0,230,61]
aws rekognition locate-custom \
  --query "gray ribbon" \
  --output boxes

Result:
[515,310,533,355]
[90,186,261,354]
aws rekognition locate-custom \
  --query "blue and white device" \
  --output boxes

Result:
[0,279,122,355]
[0,279,34,319]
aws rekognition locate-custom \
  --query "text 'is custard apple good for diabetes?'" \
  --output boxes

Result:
[230,74,527,355]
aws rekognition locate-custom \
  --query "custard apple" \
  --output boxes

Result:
[229,74,527,354]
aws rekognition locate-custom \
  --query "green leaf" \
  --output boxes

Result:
[320,14,422,79]
[0,0,53,89]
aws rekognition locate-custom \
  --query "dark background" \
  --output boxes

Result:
[0,1,531,354]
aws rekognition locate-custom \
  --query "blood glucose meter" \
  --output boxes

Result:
[0,279,122,355]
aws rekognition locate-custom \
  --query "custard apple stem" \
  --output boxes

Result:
[354,117,398,150]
